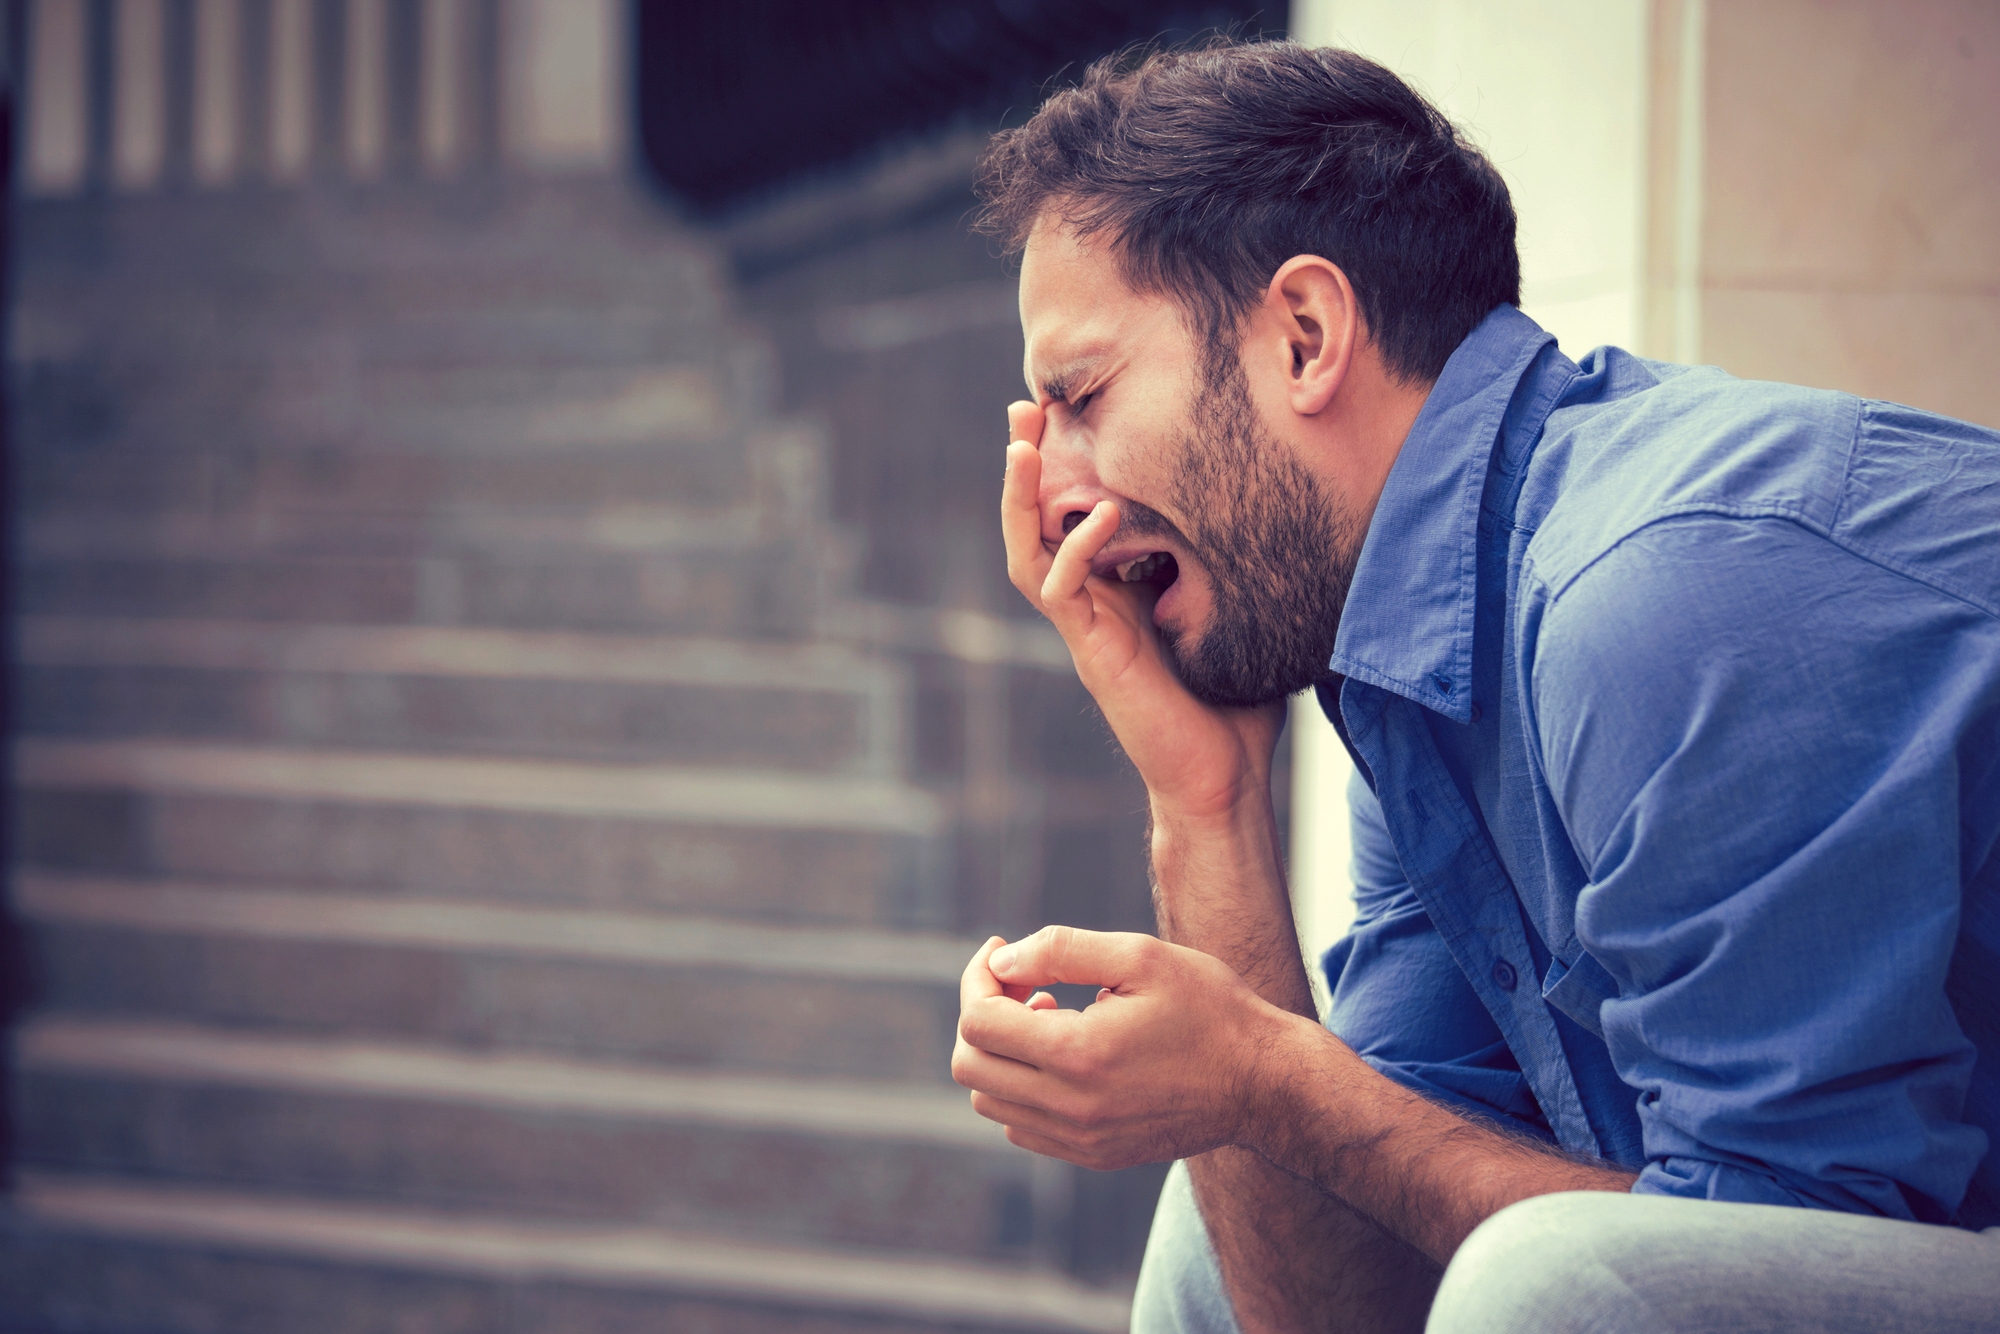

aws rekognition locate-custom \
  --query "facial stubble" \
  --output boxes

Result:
[1147,354,1362,709]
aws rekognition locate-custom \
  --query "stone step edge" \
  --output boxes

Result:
[20,505,820,560]
[8,1173,1129,1333]
[16,1017,997,1151]
[14,739,943,836]
[13,871,975,985]
[16,616,896,696]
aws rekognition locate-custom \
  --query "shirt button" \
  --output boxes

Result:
[1470,701,1484,722]
[1492,959,1518,991]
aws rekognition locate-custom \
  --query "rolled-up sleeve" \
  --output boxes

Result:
[1322,769,1554,1143]
[1532,514,1993,1221]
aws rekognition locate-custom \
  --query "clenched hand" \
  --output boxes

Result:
[950,926,1292,1171]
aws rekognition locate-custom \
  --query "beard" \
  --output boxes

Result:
[1122,352,1362,709]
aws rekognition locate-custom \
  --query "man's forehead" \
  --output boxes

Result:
[1018,221,1156,394]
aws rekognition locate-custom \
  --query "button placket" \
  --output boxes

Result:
[1350,693,1598,1154]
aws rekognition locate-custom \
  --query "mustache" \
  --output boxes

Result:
[1110,498,1195,552]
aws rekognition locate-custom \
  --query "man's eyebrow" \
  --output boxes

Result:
[1032,356,1103,403]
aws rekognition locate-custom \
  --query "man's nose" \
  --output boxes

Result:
[1036,426,1114,549]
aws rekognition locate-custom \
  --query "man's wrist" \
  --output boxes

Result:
[1145,766,1275,835]
[1149,788,1277,852]
[1147,795,1291,929]
[1236,1009,1367,1166]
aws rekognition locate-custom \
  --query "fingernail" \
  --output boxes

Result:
[991,946,1016,974]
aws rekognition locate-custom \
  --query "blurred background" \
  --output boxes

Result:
[0,1,1993,1330]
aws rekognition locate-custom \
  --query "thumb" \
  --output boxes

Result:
[989,925,1156,989]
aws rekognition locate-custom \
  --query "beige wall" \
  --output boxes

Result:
[1693,0,2000,428]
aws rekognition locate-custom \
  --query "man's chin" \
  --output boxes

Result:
[1158,625,1303,710]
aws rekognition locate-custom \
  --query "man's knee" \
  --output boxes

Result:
[1427,1192,1653,1334]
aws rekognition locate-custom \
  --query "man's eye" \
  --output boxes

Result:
[1071,391,1096,415]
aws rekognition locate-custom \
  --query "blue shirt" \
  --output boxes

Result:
[1320,304,2000,1228]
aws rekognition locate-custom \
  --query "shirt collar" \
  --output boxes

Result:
[1329,304,1562,722]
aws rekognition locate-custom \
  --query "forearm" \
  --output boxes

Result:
[1188,1145,1441,1333]
[1252,1009,1637,1264]
[1150,794,1442,1330]
[1147,795,1314,1018]
[1149,788,1629,1297]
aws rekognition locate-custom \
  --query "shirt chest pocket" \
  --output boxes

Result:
[1542,951,1620,1041]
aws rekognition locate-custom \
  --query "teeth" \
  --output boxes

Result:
[1116,553,1168,583]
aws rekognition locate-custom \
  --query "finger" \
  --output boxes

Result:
[1003,1124,1092,1165]
[1039,501,1121,636]
[989,924,1157,990]
[1007,399,1044,448]
[1003,442,1054,608]
[1026,990,1057,1010]
[959,936,1006,1013]
[951,1037,1056,1102]
[969,1088,1078,1139]
[959,992,1086,1067]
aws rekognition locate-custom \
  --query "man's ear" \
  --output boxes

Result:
[1264,255,1358,416]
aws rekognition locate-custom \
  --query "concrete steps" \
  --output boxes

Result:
[14,873,963,1081]
[20,361,766,458]
[14,739,946,926]
[16,618,898,770]
[1,1176,1128,1334]
[14,1018,1043,1262]
[16,426,811,523]
[20,432,762,510]
[13,179,722,280]
[3,176,1163,1321]
[18,544,831,637]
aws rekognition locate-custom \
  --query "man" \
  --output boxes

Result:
[947,39,2000,1334]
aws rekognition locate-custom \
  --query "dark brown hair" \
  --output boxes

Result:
[974,39,1520,384]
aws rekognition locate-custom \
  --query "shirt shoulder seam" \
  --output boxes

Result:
[1530,503,2000,623]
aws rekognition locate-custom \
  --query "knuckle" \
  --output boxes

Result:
[1070,1050,1107,1085]
[1045,924,1077,968]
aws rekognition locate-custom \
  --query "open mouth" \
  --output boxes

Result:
[1114,551,1180,589]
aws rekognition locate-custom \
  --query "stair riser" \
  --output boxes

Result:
[17,442,755,510]
[15,186,718,275]
[18,243,718,292]
[17,665,876,772]
[15,789,945,927]
[0,1225,1068,1334]
[22,304,730,368]
[18,551,822,637]
[30,924,959,1082]
[16,1073,1036,1260]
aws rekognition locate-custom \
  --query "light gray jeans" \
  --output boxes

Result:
[1131,1160,2000,1334]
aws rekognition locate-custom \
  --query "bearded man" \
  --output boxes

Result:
[947,39,2000,1334]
